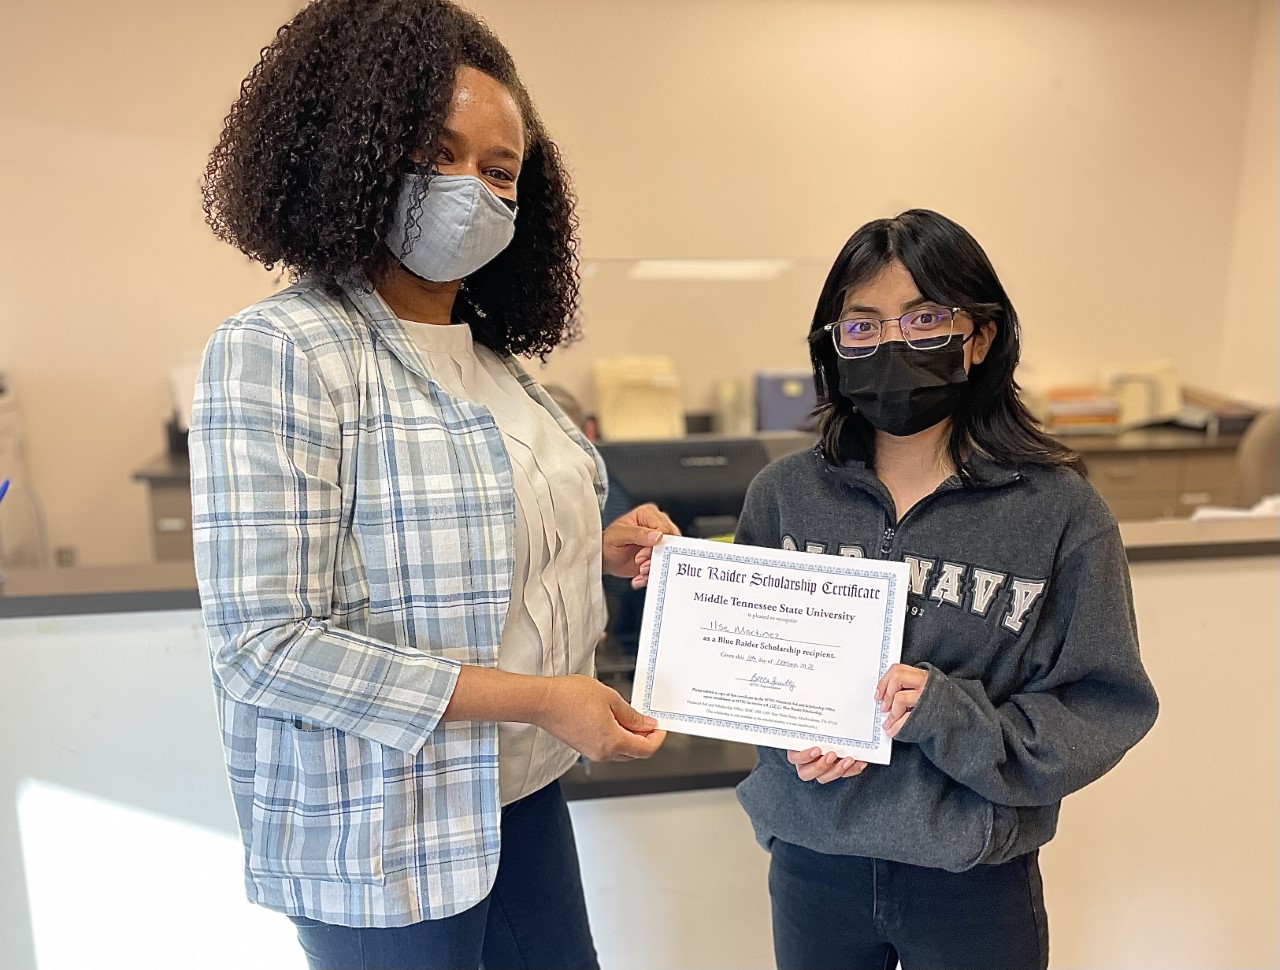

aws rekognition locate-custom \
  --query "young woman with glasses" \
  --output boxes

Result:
[733,209,1159,970]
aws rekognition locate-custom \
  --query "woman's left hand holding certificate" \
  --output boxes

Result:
[602,502,681,588]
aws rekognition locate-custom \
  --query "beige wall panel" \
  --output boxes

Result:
[0,0,1273,563]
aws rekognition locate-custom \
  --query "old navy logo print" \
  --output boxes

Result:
[781,534,1047,635]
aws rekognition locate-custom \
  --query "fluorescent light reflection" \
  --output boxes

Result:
[17,779,305,970]
[627,259,792,282]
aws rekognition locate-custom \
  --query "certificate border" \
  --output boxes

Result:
[640,544,902,751]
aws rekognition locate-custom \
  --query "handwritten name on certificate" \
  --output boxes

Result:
[633,537,909,764]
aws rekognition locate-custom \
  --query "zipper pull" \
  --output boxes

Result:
[879,527,895,556]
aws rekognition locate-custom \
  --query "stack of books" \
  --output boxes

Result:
[1039,386,1121,434]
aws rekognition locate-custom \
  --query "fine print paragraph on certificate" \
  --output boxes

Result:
[633,537,909,763]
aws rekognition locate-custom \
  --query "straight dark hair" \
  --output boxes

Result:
[809,209,1081,476]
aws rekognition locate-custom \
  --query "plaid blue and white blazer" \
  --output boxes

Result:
[189,275,605,927]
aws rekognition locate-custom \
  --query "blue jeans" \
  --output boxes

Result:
[290,780,598,970]
[769,839,1048,970]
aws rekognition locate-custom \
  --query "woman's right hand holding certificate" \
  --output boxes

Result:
[540,674,668,761]
[788,747,868,784]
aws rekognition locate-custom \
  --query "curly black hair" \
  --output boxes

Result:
[203,0,579,358]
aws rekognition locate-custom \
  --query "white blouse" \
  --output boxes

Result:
[402,320,606,805]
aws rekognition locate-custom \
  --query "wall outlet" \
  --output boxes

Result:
[54,546,77,568]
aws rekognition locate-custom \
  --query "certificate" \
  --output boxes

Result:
[632,537,910,763]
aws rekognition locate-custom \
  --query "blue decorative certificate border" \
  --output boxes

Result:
[640,545,902,750]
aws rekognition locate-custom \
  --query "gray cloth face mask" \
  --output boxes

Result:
[385,172,517,282]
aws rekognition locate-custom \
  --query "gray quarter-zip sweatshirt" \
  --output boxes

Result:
[734,447,1159,871]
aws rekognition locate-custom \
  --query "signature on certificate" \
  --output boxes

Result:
[737,673,799,692]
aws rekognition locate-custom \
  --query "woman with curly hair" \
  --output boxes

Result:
[191,2,673,966]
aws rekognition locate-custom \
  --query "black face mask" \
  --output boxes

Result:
[836,339,968,437]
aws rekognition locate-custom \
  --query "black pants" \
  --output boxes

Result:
[769,839,1048,970]
[291,780,597,970]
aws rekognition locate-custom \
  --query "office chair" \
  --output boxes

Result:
[1236,409,1280,506]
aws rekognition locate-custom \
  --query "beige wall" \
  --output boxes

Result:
[0,1,290,565]
[1218,0,1279,404]
[478,0,1277,413]
[0,0,1275,565]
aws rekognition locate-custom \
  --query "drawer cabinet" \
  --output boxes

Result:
[147,482,194,562]
[133,454,195,563]
[1076,443,1239,521]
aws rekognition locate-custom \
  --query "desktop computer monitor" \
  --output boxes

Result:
[593,433,811,538]
[591,433,813,675]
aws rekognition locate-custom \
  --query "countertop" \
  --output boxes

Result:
[0,564,757,800]
[1055,427,1242,452]
[1120,515,1280,561]
[0,562,200,616]
[5,515,1275,618]
[132,428,1244,486]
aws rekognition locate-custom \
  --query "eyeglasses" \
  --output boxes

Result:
[822,305,964,359]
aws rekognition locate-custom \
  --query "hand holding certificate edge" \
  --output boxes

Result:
[602,502,682,589]
[540,675,668,761]
[876,663,929,738]
[788,747,869,784]
[786,662,928,783]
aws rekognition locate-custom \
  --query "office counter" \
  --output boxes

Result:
[1061,428,1244,520]
[0,561,199,614]
[1,513,1275,794]
[0,560,761,804]
[1,518,1276,969]
[0,564,764,970]
[6,513,1274,613]
[3,515,1272,802]
[1118,513,1280,559]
